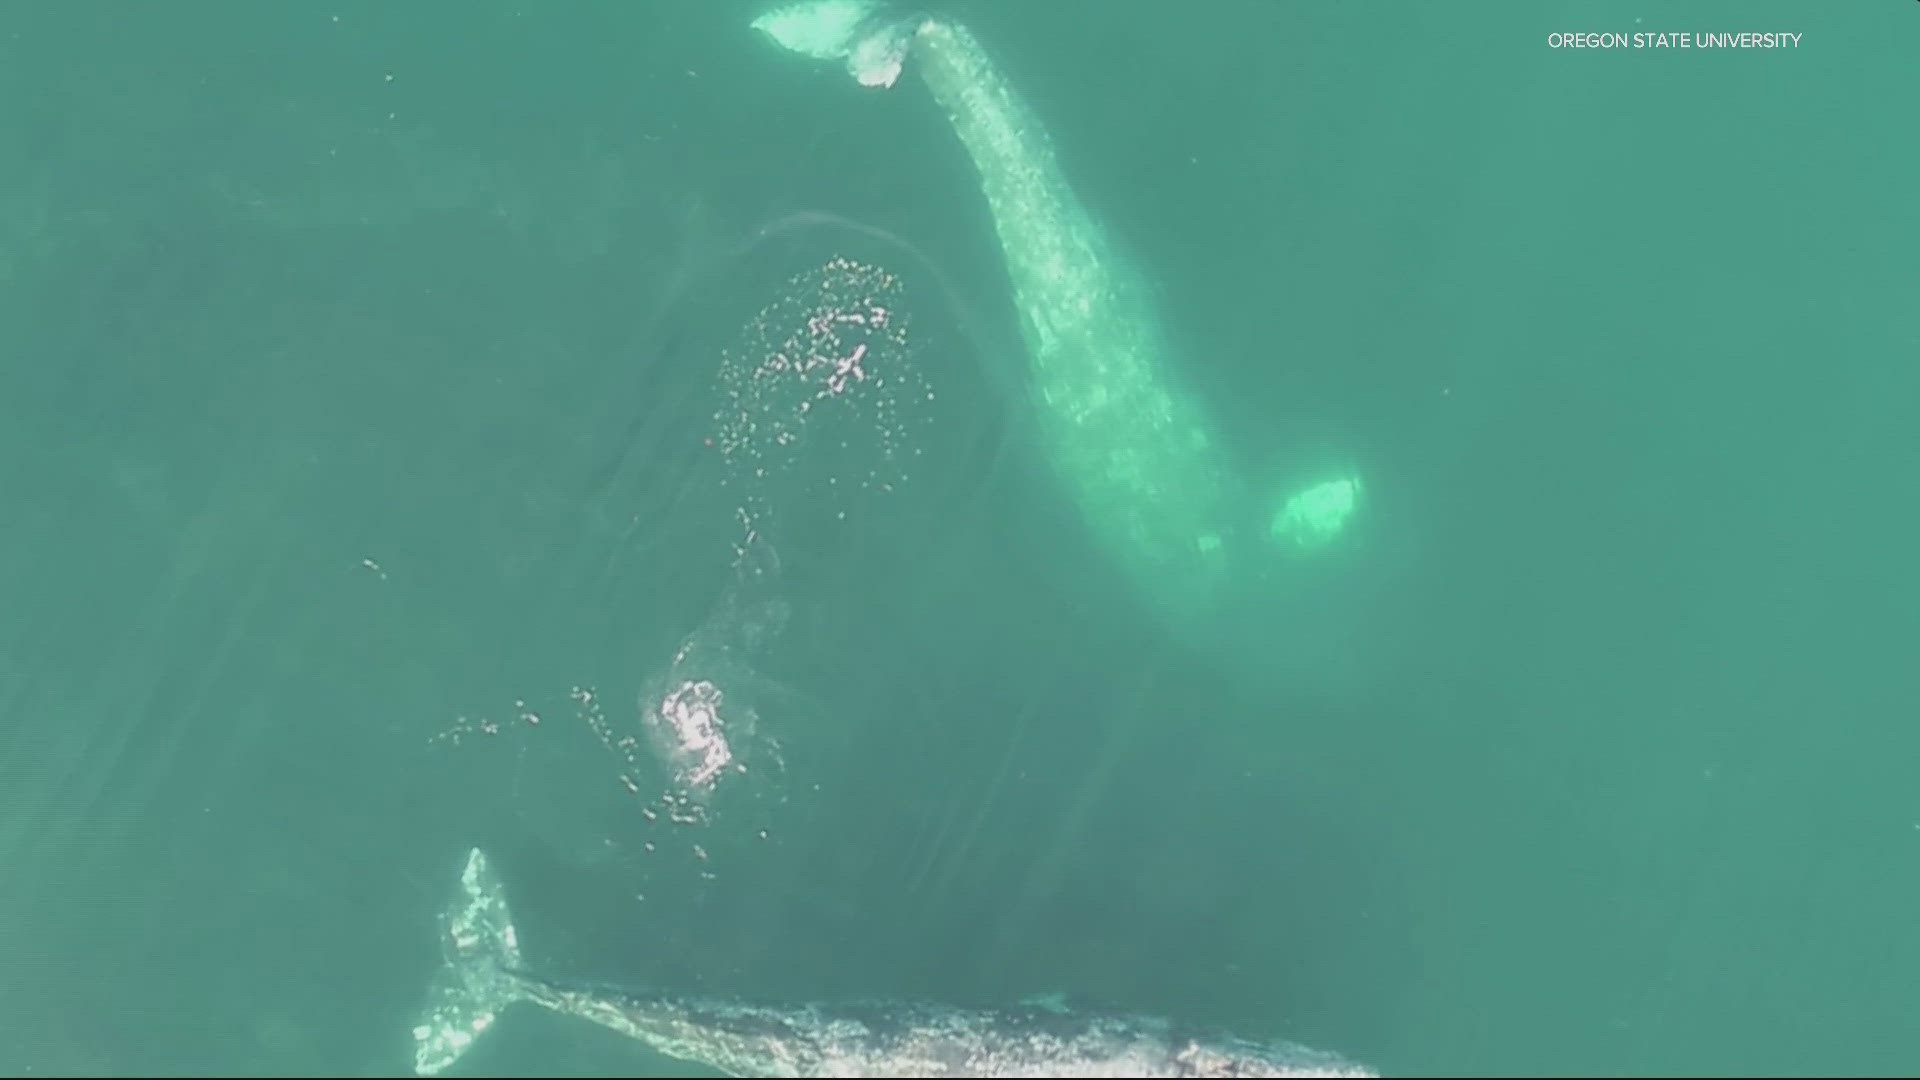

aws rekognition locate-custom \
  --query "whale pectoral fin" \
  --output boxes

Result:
[1268,473,1364,554]
[1017,990,1074,1014]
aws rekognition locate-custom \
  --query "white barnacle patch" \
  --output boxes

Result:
[647,678,736,793]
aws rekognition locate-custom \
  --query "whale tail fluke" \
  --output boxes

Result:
[751,1,919,87]
[412,848,531,1076]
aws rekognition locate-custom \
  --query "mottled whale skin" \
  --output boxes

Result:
[750,1,1363,632]
[411,848,1375,1078]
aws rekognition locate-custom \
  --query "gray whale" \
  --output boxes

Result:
[410,848,1375,1078]
[752,1,1366,633]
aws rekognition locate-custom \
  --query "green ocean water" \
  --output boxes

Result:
[1,1,1914,1076]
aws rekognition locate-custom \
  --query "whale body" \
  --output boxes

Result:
[751,1,1363,632]
[410,848,1374,1078]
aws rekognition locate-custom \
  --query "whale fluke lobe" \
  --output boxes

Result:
[751,0,916,87]
[412,848,529,1076]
